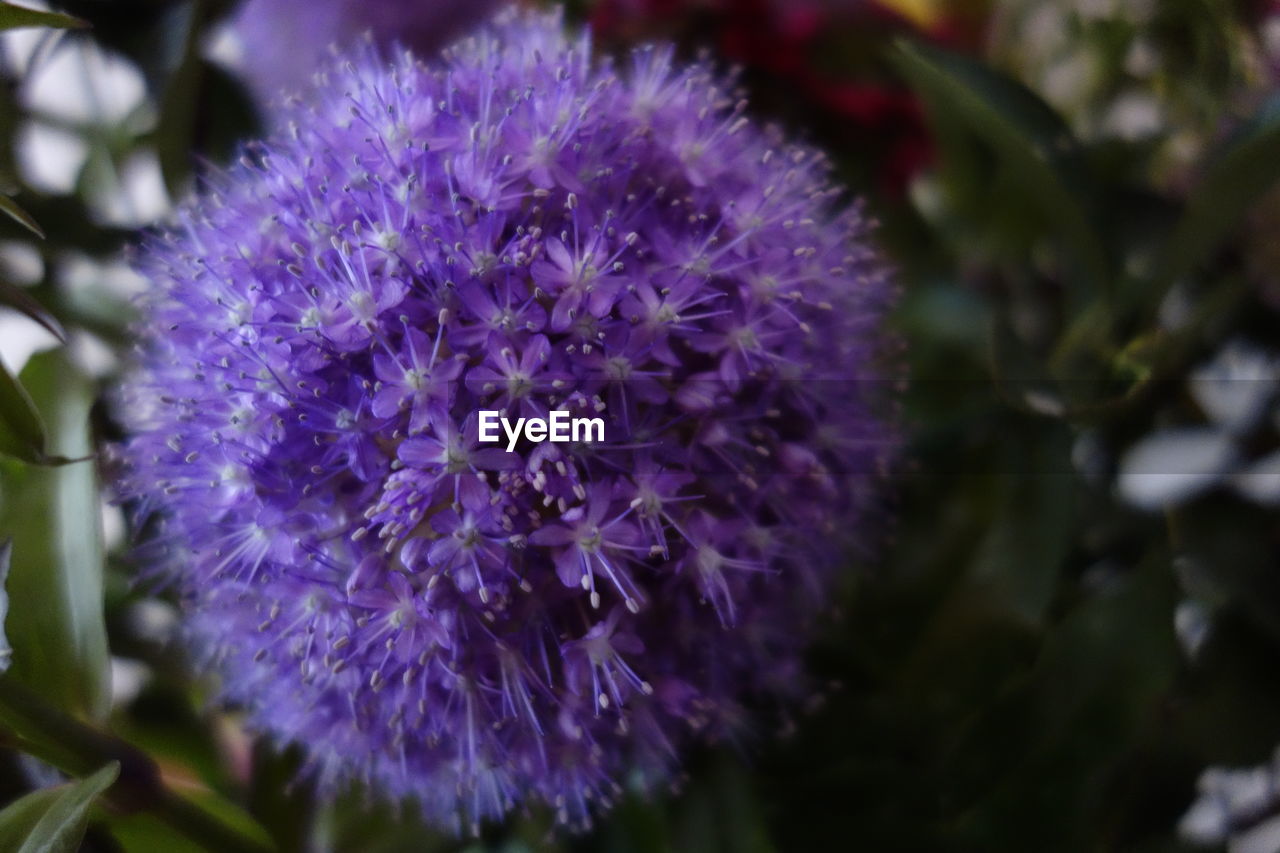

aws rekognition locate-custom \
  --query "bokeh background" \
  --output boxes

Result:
[1,0,1280,850]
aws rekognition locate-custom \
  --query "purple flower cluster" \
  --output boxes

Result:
[118,7,896,833]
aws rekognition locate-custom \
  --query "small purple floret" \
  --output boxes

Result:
[117,7,896,833]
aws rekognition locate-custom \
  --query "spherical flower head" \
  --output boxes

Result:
[117,6,897,834]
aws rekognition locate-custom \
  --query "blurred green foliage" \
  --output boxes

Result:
[0,761,117,853]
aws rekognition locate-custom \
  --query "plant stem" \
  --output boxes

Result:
[0,676,273,853]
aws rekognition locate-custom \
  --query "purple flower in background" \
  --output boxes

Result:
[117,7,896,834]
[228,0,501,101]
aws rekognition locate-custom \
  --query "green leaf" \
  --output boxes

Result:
[155,57,263,201]
[0,197,44,239]
[891,39,1110,295]
[0,2,88,32]
[0,350,110,720]
[153,1,204,199]
[0,281,66,343]
[0,539,11,674]
[1154,92,1280,291]
[0,359,47,465]
[101,814,206,853]
[108,787,276,853]
[0,762,118,853]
